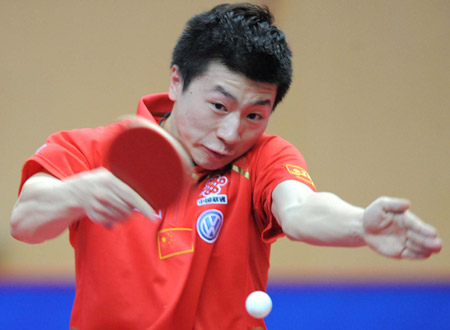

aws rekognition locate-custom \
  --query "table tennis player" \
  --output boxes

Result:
[10,3,442,330]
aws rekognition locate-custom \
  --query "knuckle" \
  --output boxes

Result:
[379,196,390,204]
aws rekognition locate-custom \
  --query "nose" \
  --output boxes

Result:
[216,114,241,145]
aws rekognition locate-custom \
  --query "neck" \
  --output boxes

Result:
[162,113,176,138]
[159,112,171,128]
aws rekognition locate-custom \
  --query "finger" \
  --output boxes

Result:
[96,190,135,217]
[379,197,411,214]
[105,170,157,220]
[85,207,115,228]
[407,230,443,252]
[124,190,156,220]
[401,247,432,259]
[402,211,438,237]
[405,237,432,255]
[114,182,156,220]
[87,199,128,222]
[100,203,131,221]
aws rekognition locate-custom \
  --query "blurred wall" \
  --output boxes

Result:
[1,0,449,282]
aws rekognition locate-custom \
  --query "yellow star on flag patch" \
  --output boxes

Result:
[157,228,194,260]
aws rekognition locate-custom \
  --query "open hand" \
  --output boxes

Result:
[363,197,442,259]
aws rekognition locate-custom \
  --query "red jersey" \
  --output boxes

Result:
[20,94,316,330]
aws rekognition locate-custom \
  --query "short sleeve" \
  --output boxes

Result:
[18,122,126,194]
[249,135,316,243]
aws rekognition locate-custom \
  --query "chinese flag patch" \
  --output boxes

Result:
[157,228,194,259]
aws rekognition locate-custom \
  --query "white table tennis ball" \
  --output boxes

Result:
[245,291,272,319]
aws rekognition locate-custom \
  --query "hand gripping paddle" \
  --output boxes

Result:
[107,117,192,210]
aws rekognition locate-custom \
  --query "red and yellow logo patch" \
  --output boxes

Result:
[286,164,316,190]
[158,228,194,260]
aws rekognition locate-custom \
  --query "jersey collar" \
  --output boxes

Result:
[136,93,174,122]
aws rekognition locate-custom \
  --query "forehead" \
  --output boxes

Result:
[191,62,277,99]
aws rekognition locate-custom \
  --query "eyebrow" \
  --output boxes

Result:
[212,85,272,107]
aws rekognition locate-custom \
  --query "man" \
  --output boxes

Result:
[10,3,441,330]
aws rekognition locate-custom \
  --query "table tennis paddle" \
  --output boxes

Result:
[106,117,192,210]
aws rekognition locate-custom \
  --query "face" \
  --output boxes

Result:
[165,62,277,170]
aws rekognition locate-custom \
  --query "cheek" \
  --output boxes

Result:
[244,125,267,142]
[241,126,267,146]
[178,113,210,144]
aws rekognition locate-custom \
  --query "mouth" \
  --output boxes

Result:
[203,146,228,160]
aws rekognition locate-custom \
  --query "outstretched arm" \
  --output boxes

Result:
[10,169,155,244]
[271,180,442,259]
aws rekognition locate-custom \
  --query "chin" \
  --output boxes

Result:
[194,158,230,171]
[197,162,225,171]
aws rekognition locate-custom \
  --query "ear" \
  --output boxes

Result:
[168,65,183,101]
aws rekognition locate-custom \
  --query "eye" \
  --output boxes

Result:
[247,113,263,121]
[211,103,227,112]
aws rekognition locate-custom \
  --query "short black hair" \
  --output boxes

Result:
[171,3,292,109]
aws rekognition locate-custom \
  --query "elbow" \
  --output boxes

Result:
[10,209,23,240]
[10,210,44,244]
[272,196,313,242]
[281,217,326,245]
[278,207,307,242]
[10,228,45,245]
[277,204,326,245]
[281,220,305,242]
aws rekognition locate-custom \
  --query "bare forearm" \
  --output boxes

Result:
[272,180,441,258]
[11,169,155,244]
[275,189,366,247]
[10,174,83,244]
